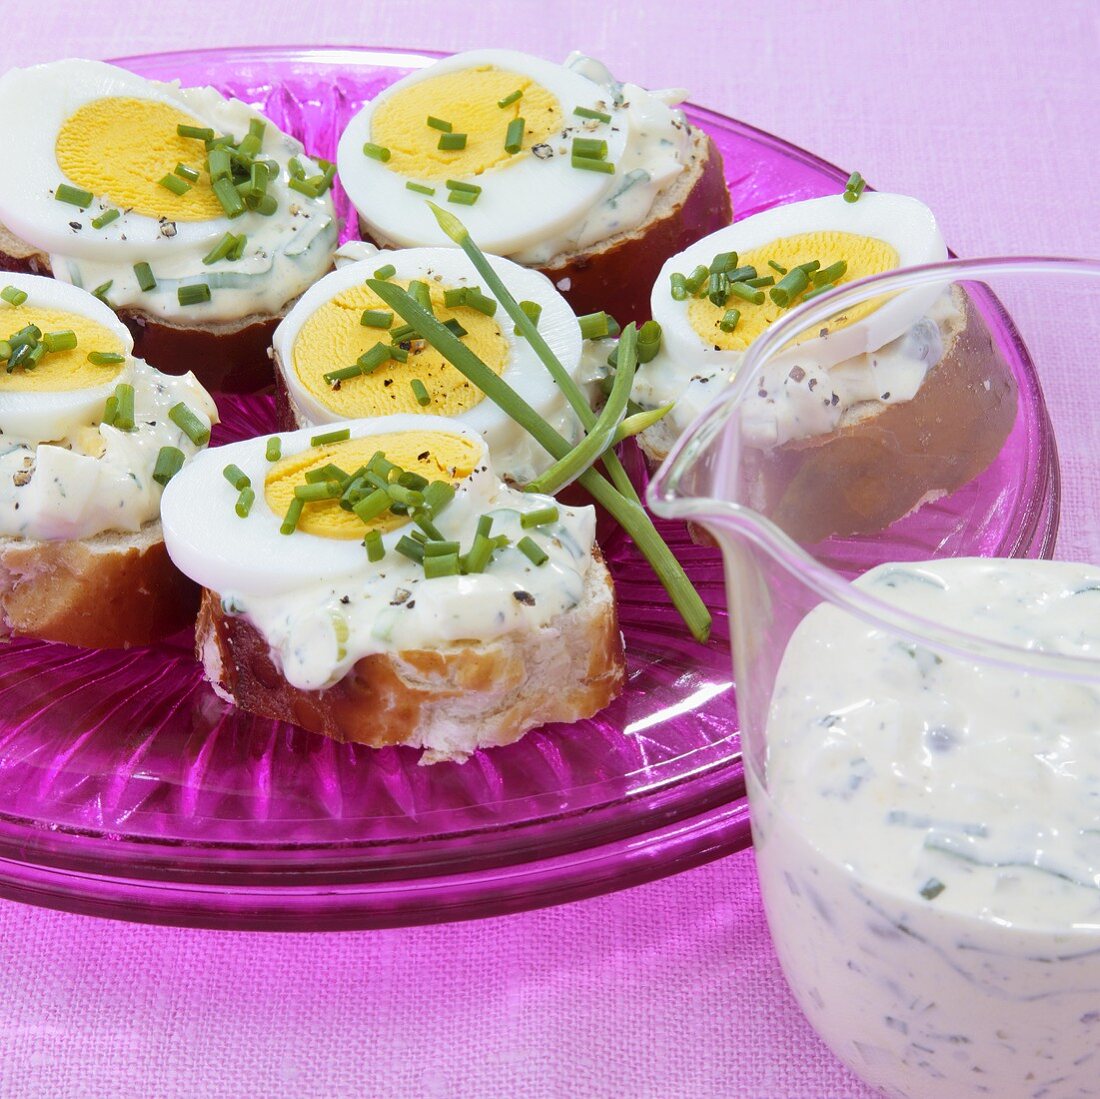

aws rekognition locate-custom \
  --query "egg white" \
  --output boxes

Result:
[652,193,948,373]
[336,49,629,255]
[160,415,495,599]
[0,272,135,444]
[273,247,582,475]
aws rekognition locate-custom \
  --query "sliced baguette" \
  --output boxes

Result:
[358,127,732,325]
[196,549,625,764]
[0,221,288,394]
[0,520,198,649]
[738,288,1018,544]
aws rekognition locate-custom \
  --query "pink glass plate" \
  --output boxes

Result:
[0,47,1058,930]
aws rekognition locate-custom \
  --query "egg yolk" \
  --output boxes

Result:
[292,281,508,418]
[0,304,126,391]
[264,431,481,540]
[56,97,223,222]
[688,231,900,352]
[371,67,562,181]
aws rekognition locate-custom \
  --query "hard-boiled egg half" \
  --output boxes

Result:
[272,247,589,483]
[0,59,337,323]
[632,192,949,453]
[0,272,217,543]
[160,416,598,692]
[336,49,632,256]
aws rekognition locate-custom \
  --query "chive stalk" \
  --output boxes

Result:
[612,403,674,444]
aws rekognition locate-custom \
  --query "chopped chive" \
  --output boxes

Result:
[517,536,549,566]
[636,319,663,363]
[424,481,455,515]
[521,505,558,529]
[670,273,688,301]
[446,179,481,195]
[25,342,45,368]
[447,188,478,205]
[280,497,304,535]
[498,89,523,108]
[770,267,810,308]
[207,146,232,182]
[395,535,425,563]
[803,281,837,300]
[133,262,156,292]
[0,341,11,362]
[42,330,77,353]
[398,470,429,491]
[91,208,120,229]
[265,436,282,462]
[248,117,266,140]
[426,116,453,133]
[796,260,822,276]
[410,379,430,406]
[178,124,215,141]
[91,280,113,305]
[364,530,385,561]
[389,344,409,363]
[727,265,758,282]
[324,364,364,386]
[844,171,866,203]
[245,160,270,205]
[727,280,765,305]
[287,156,306,180]
[158,173,191,196]
[230,231,249,259]
[386,483,424,507]
[768,260,788,275]
[169,402,210,445]
[438,132,467,151]
[374,264,396,280]
[578,311,614,340]
[464,532,493,573]
[222,464,251,491]
[443,288,467,308]
[408,280,432,311]
[390,323,416,342]
[571,155,615,174]
[360,309,393,328]
[919,877,945,901]
[573,106,611,123]
[175,162,200,183]
[443,318,467,338]
[719,308,741,333]
[294,480,343,501]
[405,181,436,196]
[87,350,124,366]
[709,251,738,274]
[707,272,729,307]
[9,324,40,346]
[55,183,93,207]
[0,286,27,307]
[815,260,848,286]
[684,265,709,295]
[202,231,238,265]
[178,283,211,306]
[747,276,775,288]
[235,487,255,518]
[102,395,118,426]
[305,463,349,484]
[514,300,541,334]
[311,427,351,447]
[463,289,497,317]
[476,514,493,538]
[353,488,392,522]
[572,136,608,160]
[363,142,391,162]
[424,553,460,578]
[422,538,461,556]
[236,133,262,161]
[152,446,185,486]
[504,117,525,154]
[212,176,246,218]
[113,383,135,431]
[414,514,446,541]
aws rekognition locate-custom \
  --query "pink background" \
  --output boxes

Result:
[2,2,1098,1095]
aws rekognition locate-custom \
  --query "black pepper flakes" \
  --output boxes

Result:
[513,591,536,606]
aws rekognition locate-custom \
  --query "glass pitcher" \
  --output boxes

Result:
[649,257,1100,1099]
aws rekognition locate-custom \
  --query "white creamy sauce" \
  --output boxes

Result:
[225,493,595,693]
[756,558,1100,1098]
[0,359,215,541]
[50,86,338,324]
[510,54,693,265]
[635,291,962,451]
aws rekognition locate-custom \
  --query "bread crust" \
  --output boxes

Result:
[737,288,1018,544]
[0,521,198,649]
[358,128,732,324]
[0,222,284,393]
[196,550,625,763]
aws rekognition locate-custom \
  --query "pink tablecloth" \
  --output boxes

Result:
[2,2,1097,1095]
